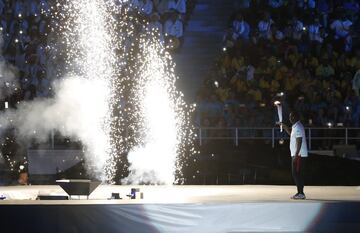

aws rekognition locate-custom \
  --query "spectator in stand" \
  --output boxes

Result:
[316,59,335,78]
[352,104,360,126]
[348,49,360,71]
[308,17,322,43]
[155,0,168,14]
[232,13,250,41]
[28,0,40,17]
[148,12,164,43]
[343,0,360,21]
[317,0,331,27]
[270,24,284,42]
[308,17,324,55]
[258,12,274,40]
[223,28,235,49]
[130,0,141,10]
[36,41,46,67]
[164,10,183,49]
[25,54,41,89]
[353,69,360,96]
[344,32,353,53]
[139,0,153,16]
[245,62,255,81]
[291,16,305,41]
[14,43,26,71]
[307,0,316,11]
[13,0,25,18]
[0,0,4,16]
[296,0,316,11]
[156,0,186,15]
[330,14,353,52]
[164,11,183,38]
[169,0,187,14]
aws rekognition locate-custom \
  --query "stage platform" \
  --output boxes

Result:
[0,185,360,233]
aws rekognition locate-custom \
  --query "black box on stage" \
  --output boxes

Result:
[37,195,69,200]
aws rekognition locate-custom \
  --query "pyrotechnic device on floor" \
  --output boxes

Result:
[56,179,101,199]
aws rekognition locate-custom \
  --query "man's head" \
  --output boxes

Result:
[289,111,299,125]
[18,170,29,185]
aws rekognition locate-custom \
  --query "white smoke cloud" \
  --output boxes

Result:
[0,76,111,179]
[0,35,18,151]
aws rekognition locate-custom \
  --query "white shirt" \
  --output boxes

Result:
[246,65,255,81]
[290,121,308,157]
[167,0,187,13]
[233,20,247,36]
[292,20,304,40]
[330,19,352,38]
[308,23,322,42]
[140,0,153,15]
[258,19,273,39]
[164,19,183,38]
[308,0,316,9]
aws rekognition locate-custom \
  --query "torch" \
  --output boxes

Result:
[274,101,282,132]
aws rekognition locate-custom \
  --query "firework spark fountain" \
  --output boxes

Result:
[122,40,184,185]
[54,0,195,183]
[48,0,117,180]
[0,0,195,183]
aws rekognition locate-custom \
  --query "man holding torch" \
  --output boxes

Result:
[278,111,308,200]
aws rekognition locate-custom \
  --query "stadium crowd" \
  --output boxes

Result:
[0,0,51,105]
[195,0,360,128]
[0,0,194,109]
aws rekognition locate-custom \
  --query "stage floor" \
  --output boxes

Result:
[0,185,359,204]
[1,185,360,233]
